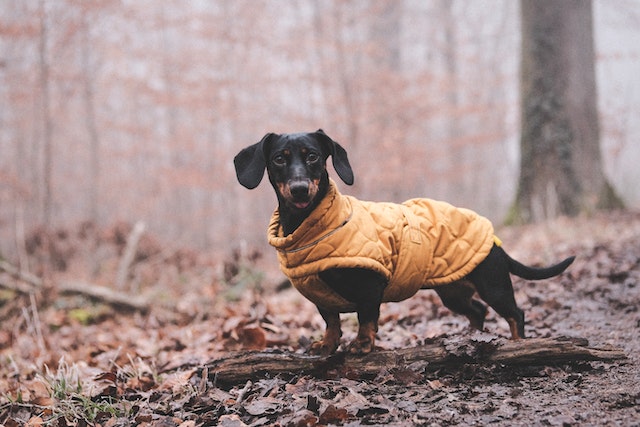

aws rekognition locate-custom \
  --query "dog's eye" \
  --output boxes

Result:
[306,152,320,163]
[272,154,286,166]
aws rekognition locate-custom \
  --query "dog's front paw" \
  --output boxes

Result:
[347,336,374,354]
[309,339,339,356]
[347,321,377,354]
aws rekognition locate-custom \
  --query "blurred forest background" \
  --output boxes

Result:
[1,0,639,259]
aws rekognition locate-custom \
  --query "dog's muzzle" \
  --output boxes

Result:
[278,179,320,210]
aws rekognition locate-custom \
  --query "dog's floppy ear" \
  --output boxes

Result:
[234,133,277,189]
[315,129,354,185]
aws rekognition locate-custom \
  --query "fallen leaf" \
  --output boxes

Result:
[217,414,248,427]
[26,417,44,427]
[428,380,443,389]
[286,409,319,427]
[237,326,267,350]
[319,404,351,425]
[95,371,117,383]
[31,396,54,407]
[243,396,284,415]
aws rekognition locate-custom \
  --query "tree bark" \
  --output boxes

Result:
[511,0,622,224]
[197,337,626,385]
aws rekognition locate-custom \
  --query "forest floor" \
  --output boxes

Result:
[1,211,639,426]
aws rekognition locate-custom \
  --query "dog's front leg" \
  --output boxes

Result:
[317,268,386,354]
[348,302,381,354]
[310,307,342,355]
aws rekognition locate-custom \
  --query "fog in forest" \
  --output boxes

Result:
[1,0,639,256]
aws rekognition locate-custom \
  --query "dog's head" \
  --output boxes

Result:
[234,129,353,212]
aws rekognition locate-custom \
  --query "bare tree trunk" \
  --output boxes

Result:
[331,4,359,148]
[81,8,101,223]
[511,0,622,224]
[38,0,53,227]
[441,0,458,109]
[440,0,457,198]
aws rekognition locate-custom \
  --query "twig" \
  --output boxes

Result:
[115,221,146,291]
[0,259,43,288]
[29,293,47,354]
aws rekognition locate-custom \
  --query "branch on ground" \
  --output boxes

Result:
[0,260,149,312]
[196,337,627,385]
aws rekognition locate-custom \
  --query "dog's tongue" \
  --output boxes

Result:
[294,201,310,209]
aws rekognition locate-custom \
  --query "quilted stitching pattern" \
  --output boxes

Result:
[268,180,495,312]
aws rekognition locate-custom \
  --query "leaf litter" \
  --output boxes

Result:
[1,211,640,425]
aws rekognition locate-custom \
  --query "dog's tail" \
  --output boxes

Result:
[507,253,575,280]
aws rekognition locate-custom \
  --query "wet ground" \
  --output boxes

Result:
[1,212,639,426]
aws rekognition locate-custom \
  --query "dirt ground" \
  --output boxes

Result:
[1,211,639,426]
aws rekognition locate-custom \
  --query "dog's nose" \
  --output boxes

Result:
[289,180,310,200]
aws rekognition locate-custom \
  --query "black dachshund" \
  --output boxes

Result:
[234,129,575,355]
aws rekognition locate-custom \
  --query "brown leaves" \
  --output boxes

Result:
[220,302,292,351]
[2,212,640,425]
[190,376,397,426]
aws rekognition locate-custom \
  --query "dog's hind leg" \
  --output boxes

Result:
[435,281,488,331]
[476,281,524,339]
[474,277,525,339]
[467,246,525,339]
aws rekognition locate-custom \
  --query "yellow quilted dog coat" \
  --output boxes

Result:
[268,179,496,312]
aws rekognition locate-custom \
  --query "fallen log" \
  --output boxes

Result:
[59,280,150,312]
[199,337,627,385]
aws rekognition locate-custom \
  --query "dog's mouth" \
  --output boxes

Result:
[292,201,311,210]
[277,179,320,211]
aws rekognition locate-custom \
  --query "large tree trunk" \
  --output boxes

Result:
[511,0,622,224]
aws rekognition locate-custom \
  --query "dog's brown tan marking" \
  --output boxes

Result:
[309,311,342,355]
[507,318,522,340]
[276,182,291,200]
[348,320,377,354]
[276,178,321,207]
[309,178,320,200]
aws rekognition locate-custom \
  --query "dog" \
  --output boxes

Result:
[234,129,575,355]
